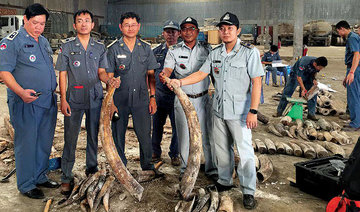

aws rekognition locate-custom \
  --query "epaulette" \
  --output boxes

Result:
[169,43,182,50]
[94,39,104,45]
[64,37,76,43]
[240,41,254,49]
[106,39,118,49]
[6,31,19,41]
[139,39,151,46]
[151,43,162,50]
[212,43,223,50]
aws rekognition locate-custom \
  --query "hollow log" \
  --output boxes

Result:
[254,139,267,154]
[257,111,269,124]
[317,132,325,141]
[319,96,332,107]
[339,131,353,143]
[331,122,341,131]
[288,142,303,157]
[273,140,285,154]
[165,77,202,200]
[306,142,329,158]
[218,195,233,212]
[267,124,283,137]
[275,123,288,136]
[304,120,314,129]
[317,107,330,116]
[263,138,276,154]
[282,142,294,155]
[280,116,292,126]
[316,141,346,157]
[99,85,144,201]
[323,131,334,142]
[318,118,332,131]
[257,154,273,183]
[330,131,351,145]
[310,120,320,130]
[307,128,318,140]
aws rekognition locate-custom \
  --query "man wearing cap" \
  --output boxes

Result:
[160,17,217,180]
[151,20,181,166]
[262,45,288,87]
[169,12,263,209]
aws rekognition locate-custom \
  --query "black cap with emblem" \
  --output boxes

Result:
[180,17,198,29]
[217,12,239,28]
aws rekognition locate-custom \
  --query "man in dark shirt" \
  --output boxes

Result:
[262,45,288,87]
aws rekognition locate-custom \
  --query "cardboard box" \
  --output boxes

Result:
[207,30,221,44]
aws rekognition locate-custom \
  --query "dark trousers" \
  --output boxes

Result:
[276,75,317,116]
[61,107,101,183]
[151,99,178,158]
[112,105,154,170]
[266,66,288,85]
[346,67,360,128]
[8,98,57,193]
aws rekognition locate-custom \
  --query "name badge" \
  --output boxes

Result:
[70,51,81,55]
[117,54,127,59]
[179,56,188,59]
[213,60,221,63]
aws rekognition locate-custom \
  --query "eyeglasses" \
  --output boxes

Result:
[122,24,139,29]
[76,19,92,24]
[181,27,196,32]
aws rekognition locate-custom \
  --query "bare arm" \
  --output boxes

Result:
[98,68,120,88]
[0,71,37,103]
[246,76,262,129]
[350,51,360,74]
[59,71,71,116]
[296,76,307,97]
[148,69,157,115]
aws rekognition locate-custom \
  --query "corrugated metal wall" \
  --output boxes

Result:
[106,0,360,37]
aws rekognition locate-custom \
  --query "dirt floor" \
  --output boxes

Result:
[0,45,359,212]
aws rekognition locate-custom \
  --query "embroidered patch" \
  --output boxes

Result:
[58,47,62,54]
[214,67,219,74]
[29,55,36,62]
[73,61,81,67]
[119,64,126,70]
[0,43,7,50]
[117,54,127,59]
[179,63,186,69]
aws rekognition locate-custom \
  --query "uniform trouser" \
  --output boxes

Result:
[267,66,288,85]
[346,67,360,128]
[276,75,317,116]
[112,105,154,170]
[152,103,178,158]
[8,99,57,193]
[61,107,101,183]
[213,115,256,195]
[174,94,217,175]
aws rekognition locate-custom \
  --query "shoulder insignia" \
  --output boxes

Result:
[299,66,304,71]
[139,39,151,46]
[240,41,254,49]
[151,43,162,50]
[94,39,104,45]
[64,37,76,43]
[170,43,182,50]
[106,39,118,49]
[6,31,19,41]
[212,43,223,50]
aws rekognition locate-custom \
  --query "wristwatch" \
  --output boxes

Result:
[249,109,258,114]
[150,95,156,99]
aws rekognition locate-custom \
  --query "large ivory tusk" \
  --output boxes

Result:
[99,85,144,201]
[165,77,202,200]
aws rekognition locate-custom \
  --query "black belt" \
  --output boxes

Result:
[186,90,208,99]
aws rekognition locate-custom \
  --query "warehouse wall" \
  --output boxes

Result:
[106,0,360,37]
[0,0,107,33]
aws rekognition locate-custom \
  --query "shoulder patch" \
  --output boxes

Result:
[152,43,162,50]
[212,43,223,50]
[240,41,254,49]
[6,31,19,41]
[64,37,76,43]
[106,39,118,49]
[139,39,151,46]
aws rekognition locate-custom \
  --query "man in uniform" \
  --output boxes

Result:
[160,17,217,180]
[336,20,360,131]
[169,12,263,210]
[274,56,328,120]
[55,9,120,194]
[262,45,288,87]
[0,3,58,199]
[107,12,160,173]
[151,20,181,166]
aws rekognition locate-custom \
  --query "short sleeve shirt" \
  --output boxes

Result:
[0,26,56,109]
[55,36,108,109]
[164,41,211,95]
[107,38,159,107]
[200,38,264,120]
[345,32,360,66]
[261,51,281,66]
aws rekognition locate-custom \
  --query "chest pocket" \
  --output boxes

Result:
[22,47,39,64]
[229,60,248,79]
[212,62,222,78]
[175,57,189,75]
[115,55,131,75]
[89,51,100,69]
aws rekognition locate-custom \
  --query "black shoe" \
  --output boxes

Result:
[215,182,234,192]
[153,169,165,178]
[37,179,60,188]
[85,167,98,177]
[272,112,282,117]
[307,114,318,121]
[243,194,256,210]
[207,173,219,182]
[22,188,45,199]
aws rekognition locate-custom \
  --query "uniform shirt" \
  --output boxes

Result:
[0,26,56,109]
[153,43,176,96]
[55,36,108,109]
[107,37,159,107]
[200,38,264,120]
[345,31,360,67]
[292,56,317,82]
[261,51,281,66]
[164,40,211,95]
